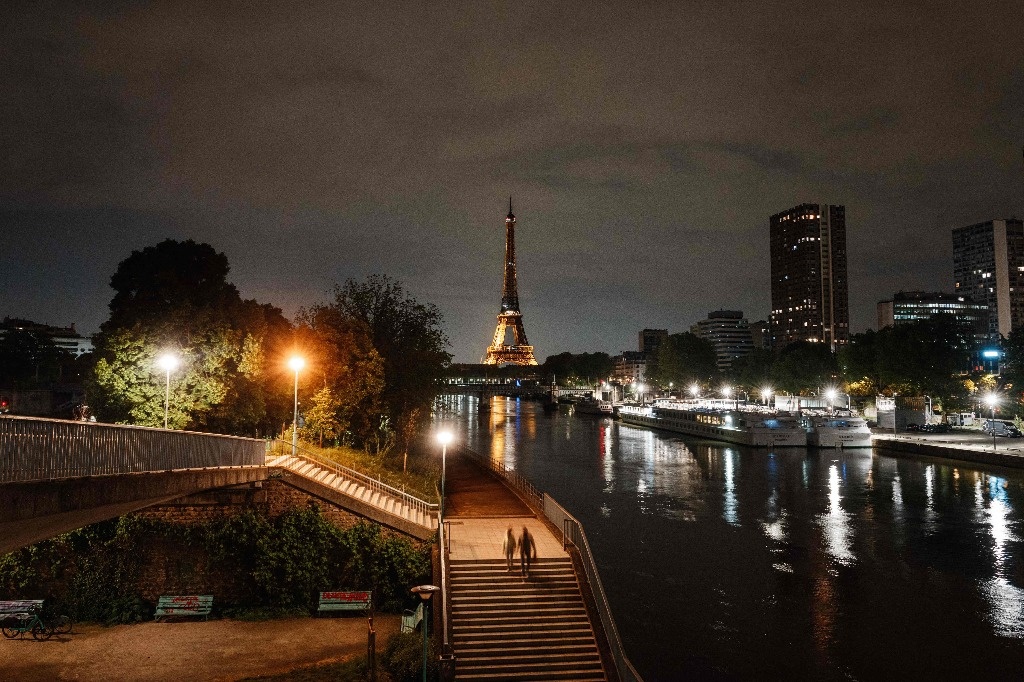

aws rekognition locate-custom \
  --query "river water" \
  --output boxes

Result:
[437,395,1024,681]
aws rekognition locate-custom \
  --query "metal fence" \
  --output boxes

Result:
[0,415,266,484]
[266,440,439,520]
[544,495,643,682]
[457,445,543,509]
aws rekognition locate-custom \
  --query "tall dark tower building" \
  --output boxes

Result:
[483,199,538,365]
[769,203,849,350]
[952,218,1024,339]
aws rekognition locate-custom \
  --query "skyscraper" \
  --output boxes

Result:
[769,204,849,350]
[952,218,1024,339]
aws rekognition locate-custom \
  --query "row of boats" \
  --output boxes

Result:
[571,397,872,448]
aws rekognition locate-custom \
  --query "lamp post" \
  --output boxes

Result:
[985,393,998,453]
[761,386,772,408]
[690,384,700,400]
[825,388,837,416]
[157,354,179,429]
[722,385,734,409]
[288,356,305,456]
[437,431,453,522]
[410,585,440,682]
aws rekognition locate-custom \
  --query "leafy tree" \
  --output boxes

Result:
[302,276,449,454]
[540,352,615,385]
[301,386,343,447]
[727,348,774,393]
[89,239,292,434]
[770,342,839,394]
[0,328,68,386]
[645,332,718,389]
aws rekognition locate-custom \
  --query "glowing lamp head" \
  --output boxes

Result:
[288,356,305,373]
[690,384,700,397]
[826,388,838,402]
[158,354,179,372]
[761,387,772,400]
[985,393,999,409]
[437,431,453,446]
[722,386,732,398]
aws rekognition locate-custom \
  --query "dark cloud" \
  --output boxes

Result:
[2,1,1023,362]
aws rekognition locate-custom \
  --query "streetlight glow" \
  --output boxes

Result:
[690,384,700,398]
[157,353,178,429]
[437,431,453,446]
[289,356,305,456]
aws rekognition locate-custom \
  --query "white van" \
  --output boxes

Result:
[982,420,1021,437]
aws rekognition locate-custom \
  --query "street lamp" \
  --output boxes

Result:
[722,385,735,409]
[288,356,305,456]
[437,430,453,522]
[825,388,837,415]
[410,585,440,682]
[985,393,999,453]
[157,354,179,429]
[689,384,700,400]
[761,386,772,407]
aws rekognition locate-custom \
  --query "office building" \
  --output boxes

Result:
[952,218,1024,339]
[769,203,849,350]
[693,310,754,371]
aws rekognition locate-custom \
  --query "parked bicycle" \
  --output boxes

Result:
[1,608,72,640]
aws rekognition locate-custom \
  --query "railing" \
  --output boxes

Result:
[544,495,643,682]
[457,445,542,509]
[0,415,265,484]
[266,440,438,520]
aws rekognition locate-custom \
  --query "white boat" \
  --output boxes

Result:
[803,412,873,448]
[618,400,807,447]
[575,397,614,416]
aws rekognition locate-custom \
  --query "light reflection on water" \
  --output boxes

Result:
[437,396,1024,680]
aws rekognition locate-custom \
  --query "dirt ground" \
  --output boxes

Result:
[0,614,399,681]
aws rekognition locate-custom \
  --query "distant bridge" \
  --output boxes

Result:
[440,382,594,399]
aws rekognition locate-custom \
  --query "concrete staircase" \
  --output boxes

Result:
[266,454,437,530]
[449,557,606,681]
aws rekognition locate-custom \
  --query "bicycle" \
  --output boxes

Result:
[1,609,72,640]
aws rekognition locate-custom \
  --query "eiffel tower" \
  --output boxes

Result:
[483,198,538,365]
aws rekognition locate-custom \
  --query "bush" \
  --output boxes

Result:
[381,632,437,682]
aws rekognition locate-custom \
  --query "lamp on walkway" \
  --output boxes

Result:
[288,356,305,456]
[985,393,999,453]
[825,388,837,415]
[761,386,773,408]
[410,584,440,682]
[437,430,453,522]
[157,354,179,429]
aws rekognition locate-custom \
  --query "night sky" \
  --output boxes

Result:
[3,2,1023,363]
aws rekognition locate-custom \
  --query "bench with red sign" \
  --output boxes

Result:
[154,595,214,621]
[317,590,371,616]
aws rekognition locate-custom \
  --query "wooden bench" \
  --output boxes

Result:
[401,602,423,633]
[154,595,213,621]
[0,600,43,625]
[317,590,371,616]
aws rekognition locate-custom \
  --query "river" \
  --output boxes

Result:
[437,395,1024,681]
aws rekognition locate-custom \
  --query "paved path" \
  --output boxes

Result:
[444,451,567,563]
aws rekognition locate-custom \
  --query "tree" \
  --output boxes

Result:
[728,348,774,393]
[303,276,450,454]
[89,239,292,434]
[0,329,68,386]
[770,342,839,394]
[540,352,615,385]
[645,333,718,389]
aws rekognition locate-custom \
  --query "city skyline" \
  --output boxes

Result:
[3,2,1022,363]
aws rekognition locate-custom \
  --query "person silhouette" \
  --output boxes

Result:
[502,526,518,572]
[519,526,537,579]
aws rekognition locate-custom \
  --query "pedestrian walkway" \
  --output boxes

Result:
[444,451,607,681]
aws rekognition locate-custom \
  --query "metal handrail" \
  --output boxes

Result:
[1,415,265,484]
[544,495,643,682]
[266,440,438,518]
[457,445,543,508]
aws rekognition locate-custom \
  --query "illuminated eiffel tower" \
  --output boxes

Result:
[483,198,538,365]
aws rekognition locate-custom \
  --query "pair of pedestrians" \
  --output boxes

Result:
[502,525,537,579]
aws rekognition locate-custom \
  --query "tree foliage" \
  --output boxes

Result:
[645,332,718,388]
[770,342,839,395]
[0,328,71,386]
[540,352,615,385]
[89,239,292,434]
[301,276,451,453]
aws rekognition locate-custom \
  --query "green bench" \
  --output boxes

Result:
[401,602,424,633]
[0,600,43,625]
[154,595,213,621]
[317,590,371,616]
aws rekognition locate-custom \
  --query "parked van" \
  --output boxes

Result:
[982,420,1021,437]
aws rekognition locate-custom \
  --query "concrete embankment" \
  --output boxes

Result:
[873,436,1024,471]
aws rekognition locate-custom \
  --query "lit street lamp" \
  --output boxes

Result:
[437,430,453,522]
[825,388,837,415]
[157,354,179,429]
[288,356,305,456]
[410,584,440,682]
[722,385,735,409]
[689,384,700,399]
[761,386,773,407]
[985,393,999,453]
